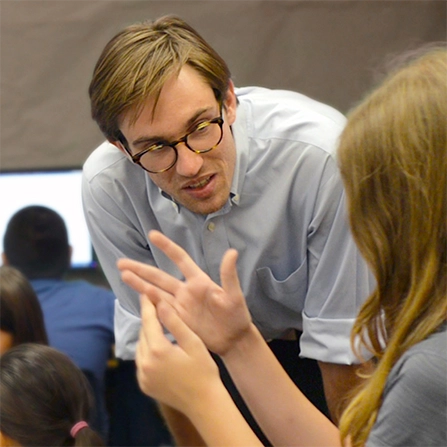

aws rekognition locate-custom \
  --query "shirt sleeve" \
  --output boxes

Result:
[367,349,447,447]
[82,158,152,359]
[300,165,375,364]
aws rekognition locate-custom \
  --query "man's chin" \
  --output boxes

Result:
[177,195,227,215]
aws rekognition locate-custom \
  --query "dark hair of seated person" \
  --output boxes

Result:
[0,343,105,446]
[0,265,48,351]
[3,205,70,279]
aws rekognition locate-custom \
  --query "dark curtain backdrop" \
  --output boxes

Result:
[1,0,446,170]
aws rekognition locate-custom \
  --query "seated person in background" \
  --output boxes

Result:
[2,205,115,442]
[0,265,48,354]
[119,46,447,447]
[0,343,104,446]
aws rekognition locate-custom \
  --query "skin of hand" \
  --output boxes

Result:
[136,292,264,447]
[118,230,253,356]
[121,231,343,447]
[136,293,220,410]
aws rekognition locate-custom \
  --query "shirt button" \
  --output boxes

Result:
[207,222,216,232]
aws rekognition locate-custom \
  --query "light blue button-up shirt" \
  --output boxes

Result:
[82,86,374,363]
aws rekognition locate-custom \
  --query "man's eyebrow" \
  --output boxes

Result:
[131,106,214,147]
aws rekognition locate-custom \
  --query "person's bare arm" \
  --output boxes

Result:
[318,361,374,425]
[156,359,368,445]
[220,323,341,447]
[158,404,206,446]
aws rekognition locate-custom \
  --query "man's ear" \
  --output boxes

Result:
[1,253,9,265]
[109,138,135,163]
[109,139,127,155]
[223,80,237,126]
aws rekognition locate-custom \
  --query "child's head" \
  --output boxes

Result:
[0,265,48,354]
[338,45,447,447]
[0,343,104,446]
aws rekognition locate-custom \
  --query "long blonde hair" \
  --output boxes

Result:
[338,46,447,447]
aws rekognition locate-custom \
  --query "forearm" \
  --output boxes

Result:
[188,383,263,447]
[222,324,341,447]
[168,381,262,447]
[319,360,373,425]
[158,403,207,446]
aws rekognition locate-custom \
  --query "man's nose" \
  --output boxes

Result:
[175,143,204,177]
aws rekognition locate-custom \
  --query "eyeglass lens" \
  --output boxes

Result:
[139,120,222,173]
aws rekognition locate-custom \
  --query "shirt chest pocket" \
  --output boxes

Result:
[256,259,308,314]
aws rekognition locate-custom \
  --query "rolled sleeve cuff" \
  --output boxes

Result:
[300,314,371,365]
[114,300,140,359]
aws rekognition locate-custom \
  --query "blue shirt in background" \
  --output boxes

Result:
[31,278,115,439]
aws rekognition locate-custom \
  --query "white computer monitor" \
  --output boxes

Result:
[0,168,96,269]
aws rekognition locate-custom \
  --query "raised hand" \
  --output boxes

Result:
[118,230,253,355]
[137,293,265,447]
[136,294,220,410]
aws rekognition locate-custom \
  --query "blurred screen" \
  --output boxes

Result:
[0,168,96,269]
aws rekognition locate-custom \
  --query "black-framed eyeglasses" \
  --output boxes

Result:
[119,111,224,174]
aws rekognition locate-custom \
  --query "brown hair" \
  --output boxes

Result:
[338,46,447,446]
[89,15,231,142]
[0,343,104,446]
[0,265,48,347]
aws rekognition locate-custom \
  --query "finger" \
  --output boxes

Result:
[120,268,178,308]
[219,249,243,298]
[140,293,167,344]
[118,258,182,296]
[156,299,203,352]
[136,297,154,372]
[149,230,205,279]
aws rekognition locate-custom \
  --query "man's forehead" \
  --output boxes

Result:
[120,71,218,138]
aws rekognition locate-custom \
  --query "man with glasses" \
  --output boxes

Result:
[83,15,373,446]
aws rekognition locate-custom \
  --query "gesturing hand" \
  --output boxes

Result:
[117,230,253,356]
[136,294,220,411]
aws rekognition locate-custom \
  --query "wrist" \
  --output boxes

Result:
[185,380,232,424]
[186,380,262,447]
[220,322,261,361]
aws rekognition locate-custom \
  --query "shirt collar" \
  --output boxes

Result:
[229,98,250,206]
